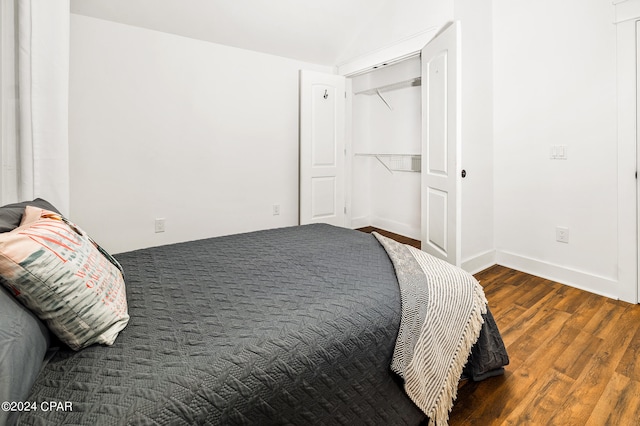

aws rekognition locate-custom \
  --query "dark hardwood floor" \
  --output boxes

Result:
[451,265,640,425]
[357,228,640,425]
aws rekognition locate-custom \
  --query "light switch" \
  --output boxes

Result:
[550,145,567,160]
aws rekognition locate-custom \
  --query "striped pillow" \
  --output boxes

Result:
[0,206,129,351]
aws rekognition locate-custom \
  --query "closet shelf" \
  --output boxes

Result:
[355,153,421,174]
[354,77,421,96]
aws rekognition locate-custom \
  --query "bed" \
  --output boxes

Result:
[0,201,508,425]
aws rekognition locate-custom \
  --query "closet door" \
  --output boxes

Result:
[421,22,461,266]
[299,70,346,226]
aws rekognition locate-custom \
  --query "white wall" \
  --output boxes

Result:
[493,0,620,297]
[69,3,629,301]
[350,90,373,227]
[337,0,454,65]
[69,14,331,254]
[369,85,421,238]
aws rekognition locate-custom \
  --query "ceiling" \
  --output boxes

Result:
[70,0,389,66]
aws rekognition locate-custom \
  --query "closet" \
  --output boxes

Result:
[300,22,461,266]
[350,57,422,243]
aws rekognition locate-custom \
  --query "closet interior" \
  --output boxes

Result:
[349,56,422,240]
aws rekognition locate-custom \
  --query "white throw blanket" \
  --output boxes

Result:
[373,233,487,425]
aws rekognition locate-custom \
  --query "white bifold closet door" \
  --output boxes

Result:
[421,22,462,266]
[299,70,347,227]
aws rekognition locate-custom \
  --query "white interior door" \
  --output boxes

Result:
[421,22,462,266]
[299,70,346,226]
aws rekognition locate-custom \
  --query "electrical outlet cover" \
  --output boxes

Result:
[155,218,166,233]
[556,226,569,243]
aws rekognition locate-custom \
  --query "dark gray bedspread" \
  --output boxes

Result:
[464,309,509,381]
[18,224,506,425]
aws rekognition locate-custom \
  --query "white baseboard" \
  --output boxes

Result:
[370,217,421,240]
[462,249,496,275]
[496,250,620,300]
[349,216,371,230]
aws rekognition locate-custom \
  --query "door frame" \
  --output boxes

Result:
[613,1,640,304]
[339,31,439,232]
[637,19,640,304]
[344,78,353,229]
[338,23,460,263]
[337,27,440,77]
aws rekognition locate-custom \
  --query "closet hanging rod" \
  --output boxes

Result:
[354,153,421,157]
[355,154,421,174]
[354,77,421,96]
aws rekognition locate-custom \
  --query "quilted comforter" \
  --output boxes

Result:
[18,224,506,425]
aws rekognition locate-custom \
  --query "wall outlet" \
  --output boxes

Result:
[556,226,569,243]
[155,218,166,233]
[272,204,280,216]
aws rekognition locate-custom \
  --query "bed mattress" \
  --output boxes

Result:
[18,224,505,425]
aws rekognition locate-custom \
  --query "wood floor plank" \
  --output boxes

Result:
[546,305,640,425]
[517,278,558,309]
[448,376,507,425]
[585,372,640,426]
[475,266,518,293]
[560,291,608,331]
[552,285,591,314]
[582,300,627,339]
[482,272,558,321]
[492,304,527,329]
[483,278,547,321]
[501,308,571,366]
[616,324,640,381]
[492,287,563,351]
[499,369,574,426]
[553,330,604,380]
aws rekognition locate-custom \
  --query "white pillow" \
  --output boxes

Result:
[0,206,129,350]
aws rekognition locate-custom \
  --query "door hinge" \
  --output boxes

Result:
[344,206,347,214]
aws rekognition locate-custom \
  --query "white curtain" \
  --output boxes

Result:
[0,0,70,214]
[0,0,20,205]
